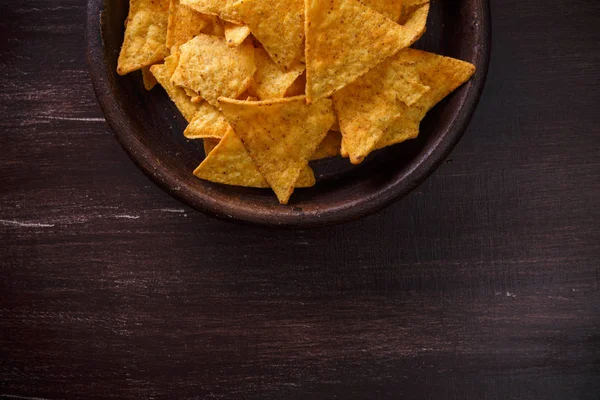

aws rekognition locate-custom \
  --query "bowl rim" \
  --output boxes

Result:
[86,0,491,228]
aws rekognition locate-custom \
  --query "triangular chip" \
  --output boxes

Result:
[399,0,429,25]
[180,0,241,22]
[232,0,304,69]
[376,49,476,149]
[219,97,335,204]
[359,0,404,21]
[184,102,230,139]
[150,52,202,122]
[333,49,430,163]
[183,87,202,103]
[194,128,316,188]
[166,0,219,50]
[223,22,252,47]
[142,67,158,90]
[311,131,342,160]
[374,116,420,150]
[117,0,170,75]
[170,34,255,107]
[305,0,429,102]
[249,47,305,100]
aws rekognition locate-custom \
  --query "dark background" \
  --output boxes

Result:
[1,0,599,399]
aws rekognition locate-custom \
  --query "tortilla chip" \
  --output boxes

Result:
[284,72,306,97]
[171,34,255,107]
[205,18,226,37]
[249,47,305,100]
[142,66,158,90]
[184,102,231,139]
[399,0,429,45]
[333,49,430,163]
[194,128,316,188]
[223,22,251,46]
[399,0,429,25]
[232,0,304,69]
[311,130,342,160]
[117,0,170,75]
[333,69,403,164]
[374,117,420,150]
[203,138,221,155]
[180,0,241,22]
[166,0,218,50]
[359,0,403,21]
[389,66,431,107]
[219,96,335,204]
[183,87,202,103]
[376,49,476,149]
[305,0,428,103]
[150,52,202,122]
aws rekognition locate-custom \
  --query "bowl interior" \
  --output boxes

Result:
[87,0,490,227]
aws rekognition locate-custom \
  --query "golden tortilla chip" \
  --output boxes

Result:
[390,67,431,106]
[117,0,170,75]
[333,70,404,164]
[374,117,420,150]
[399,0,429,45]
[205,18,226,37]
[249,47,305,100]
[223,22,251,46]
[284,72,306,97]
[359,0,403,21]
[150,52,202,122]
[232,0,304,69]
[219,96,335,204]
[166,0,218,50]
[142,66,158,90]
[171,34,256,107]
[305,0,428,103]
[183,87,202,103]
[399,0,429,25]
[194,128,316,188]
[376,49,476,149]
[203,138,221,155]
[333,49,430,163]
[184,102,230,139]
[180,0,241,22]
[311,130,342,160]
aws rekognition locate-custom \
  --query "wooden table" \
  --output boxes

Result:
[1,1,598,398]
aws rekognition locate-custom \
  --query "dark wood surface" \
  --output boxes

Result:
[1,0,599,399]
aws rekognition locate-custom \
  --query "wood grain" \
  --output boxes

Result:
[1,0,599,399]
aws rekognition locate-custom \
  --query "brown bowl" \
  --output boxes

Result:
[86,0,491,228]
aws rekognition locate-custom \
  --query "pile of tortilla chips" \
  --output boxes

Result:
[117,0,476,204]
